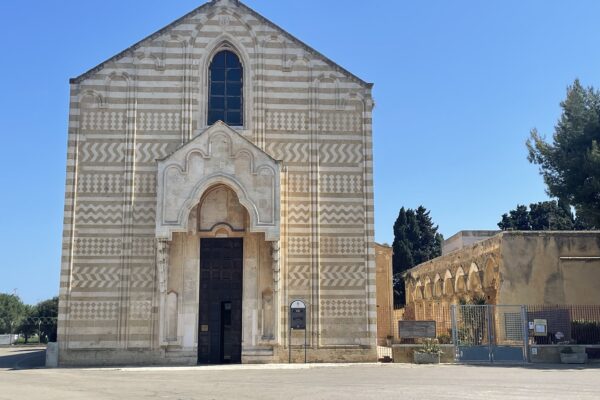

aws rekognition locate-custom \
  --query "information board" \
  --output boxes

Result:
[398,320,436,338]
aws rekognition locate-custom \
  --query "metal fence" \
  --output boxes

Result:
[0,317,58,344]
[391,304,600,346]
[526,305,600,345]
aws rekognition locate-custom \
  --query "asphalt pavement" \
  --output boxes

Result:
[1,347,599,399]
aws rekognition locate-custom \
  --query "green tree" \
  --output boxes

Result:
[414,206,443,265]
[498,204,531,230]
[527,79,600,228]
[529,200,576,230]
[0,293,26,335]
[17,305,36,344]
[392,206,443,306]
[34,297,59,342]
[498,200,589,231]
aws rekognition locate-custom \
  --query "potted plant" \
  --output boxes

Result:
[414,338,443,364]
[559,346,587,364]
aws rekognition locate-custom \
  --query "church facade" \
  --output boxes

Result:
[58,0,376,365]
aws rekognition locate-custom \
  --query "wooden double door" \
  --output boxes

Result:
[197,238,243,364]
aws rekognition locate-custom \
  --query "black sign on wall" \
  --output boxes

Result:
[289,300,307,363]
[290,300,306,330]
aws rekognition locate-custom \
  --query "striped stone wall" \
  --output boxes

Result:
[59,0,376,362]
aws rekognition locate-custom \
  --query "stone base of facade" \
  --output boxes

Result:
[58,348,186,367]
[274,346,378,363]
[58,345,377,367]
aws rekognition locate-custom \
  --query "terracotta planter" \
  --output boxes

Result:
[560,352,587,364]
[413,352,440,364]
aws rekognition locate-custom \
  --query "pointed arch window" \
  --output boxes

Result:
[208,50,243,126]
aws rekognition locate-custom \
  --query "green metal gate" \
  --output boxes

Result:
[451,305,528,363]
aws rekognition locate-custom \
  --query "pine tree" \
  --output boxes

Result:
[392,206,443,306]
[498,200,589,230]
[527,80,600,228]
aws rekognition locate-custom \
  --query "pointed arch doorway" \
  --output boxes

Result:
[155,122,281,364]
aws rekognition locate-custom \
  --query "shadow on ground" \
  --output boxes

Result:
[0,347,46,370]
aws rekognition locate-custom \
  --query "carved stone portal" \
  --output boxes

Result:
[156,121,281,241]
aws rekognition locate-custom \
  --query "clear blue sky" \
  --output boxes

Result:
[2,1,600,304]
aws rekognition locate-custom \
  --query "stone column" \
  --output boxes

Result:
[156,239,171,346]
[271,241,281,343]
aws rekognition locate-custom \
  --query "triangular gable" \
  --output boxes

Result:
[70,0,372,88]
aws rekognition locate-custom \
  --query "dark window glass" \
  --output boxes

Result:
[226,112,241,126]
[226,83,241,96]
[210,96,225,110]
[211,68,226,82]
[227,96,241,110]
[227,69,241,81]
[208,50,243,126]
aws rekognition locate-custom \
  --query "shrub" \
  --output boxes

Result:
[416,338,443,354]
[571,320,600,345]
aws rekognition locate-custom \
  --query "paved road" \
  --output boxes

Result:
[1,348,599,400]
[0,346,45,370]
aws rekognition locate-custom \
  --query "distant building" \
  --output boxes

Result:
[375,243,393,342]
[403,231,600,324]
[442,230,499,255]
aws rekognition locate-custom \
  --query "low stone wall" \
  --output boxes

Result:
[0,335,18,346]
[529,345,600,364]
[392,344,455,363]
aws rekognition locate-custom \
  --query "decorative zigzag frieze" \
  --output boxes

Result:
[138,112,181,131]
[320,204,364,224]
[320,174,363,194]
[130,270,154,288]
[320,237,364,255]
[74,238,122,256]
[320,298,365,318]
[288,203,310,224]
[319,143,362,164]
[266,111,309,131]
[288,264,310,289]
[81,111,126,131]
[134,205,156,225]
[72,266,120,288]
[319,112,361,133]
[80,142,126,163]
[136,142,171,163]
[320,264,365,287]
[78,173,124,194]
[76,204,123,225]
[266,142,309,163]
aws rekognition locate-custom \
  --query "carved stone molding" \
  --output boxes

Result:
[156,122,281,241]
[271,240,280,292]
[156,239,170,294]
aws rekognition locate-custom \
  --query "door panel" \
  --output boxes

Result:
[198,238,243,364]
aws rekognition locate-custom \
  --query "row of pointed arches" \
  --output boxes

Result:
[405,257,499,304]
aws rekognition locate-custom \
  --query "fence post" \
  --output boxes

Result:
[521,305,529,363]
[450,305,458,361]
